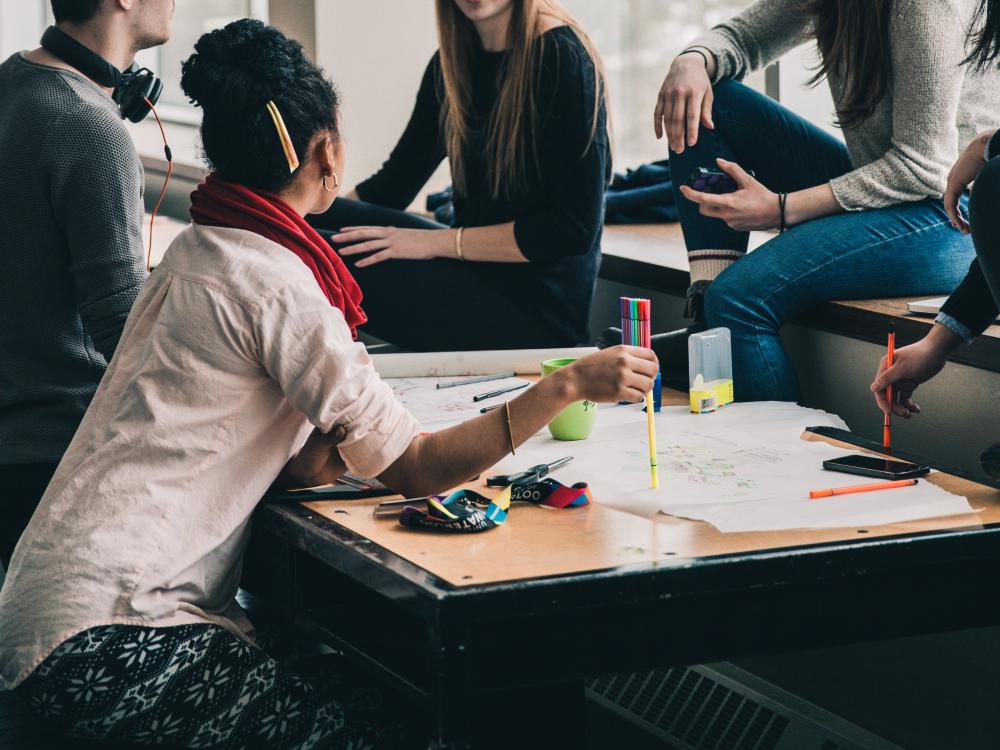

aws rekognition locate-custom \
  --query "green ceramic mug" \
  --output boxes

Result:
[541,358,598,441]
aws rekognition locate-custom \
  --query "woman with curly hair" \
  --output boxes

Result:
[0,19,656,749]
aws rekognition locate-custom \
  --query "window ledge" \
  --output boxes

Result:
[599,223,1000,374]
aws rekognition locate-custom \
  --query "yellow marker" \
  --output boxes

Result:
[645,391,659,488]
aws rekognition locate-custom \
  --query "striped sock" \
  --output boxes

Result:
[687,249,745,283]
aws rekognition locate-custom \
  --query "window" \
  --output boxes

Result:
[0,2,48,60]
[565,0,756,169]
[136,0,268,124]
[0,1,267,125]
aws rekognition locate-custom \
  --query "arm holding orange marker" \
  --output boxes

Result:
[870,323,963,419]
[883,325,894,449]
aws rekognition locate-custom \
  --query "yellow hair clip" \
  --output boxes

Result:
[265,100,300,173]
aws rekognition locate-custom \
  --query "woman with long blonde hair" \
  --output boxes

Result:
[310,0,611,351]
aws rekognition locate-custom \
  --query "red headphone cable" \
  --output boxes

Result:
[144,96,173,272]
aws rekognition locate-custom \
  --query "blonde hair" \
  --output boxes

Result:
[435,0,607,199]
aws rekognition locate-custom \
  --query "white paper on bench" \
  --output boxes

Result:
[483,401,974,533]
[371,347,597,379]
[908,296,1000,322]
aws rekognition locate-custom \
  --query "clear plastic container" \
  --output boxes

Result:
[688,327,734,413]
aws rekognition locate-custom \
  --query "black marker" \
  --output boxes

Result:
[472,382,529,403]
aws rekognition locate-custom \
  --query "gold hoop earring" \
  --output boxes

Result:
[322,173,339,192]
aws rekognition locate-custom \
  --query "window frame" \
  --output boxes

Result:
[144,0,270,126]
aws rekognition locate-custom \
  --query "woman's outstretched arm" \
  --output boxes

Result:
[378,346,659,498]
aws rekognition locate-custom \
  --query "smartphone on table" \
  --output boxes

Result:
[822,454,930,481]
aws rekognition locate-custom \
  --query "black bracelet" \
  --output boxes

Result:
[778,192,788,232]
[680,48,710,70]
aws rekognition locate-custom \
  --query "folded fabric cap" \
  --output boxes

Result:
[399,487,511,533]
[398,480,590,533]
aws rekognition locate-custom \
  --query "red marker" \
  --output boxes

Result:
[883,323,895,451]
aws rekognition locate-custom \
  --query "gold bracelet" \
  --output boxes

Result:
[454,226,464,260]
[504,400,516,455]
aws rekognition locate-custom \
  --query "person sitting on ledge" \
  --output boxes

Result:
[632,0,1000,402]
[872,0,1000,479]
[309,0,611,352]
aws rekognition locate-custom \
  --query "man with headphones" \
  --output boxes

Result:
[0,0,174,569]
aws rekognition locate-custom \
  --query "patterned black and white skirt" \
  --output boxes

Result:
[16,623,408,749]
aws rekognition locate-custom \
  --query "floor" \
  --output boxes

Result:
[0,688,662,750]
[0,689,122,750]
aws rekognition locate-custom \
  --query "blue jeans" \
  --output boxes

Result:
[669,80,975,402]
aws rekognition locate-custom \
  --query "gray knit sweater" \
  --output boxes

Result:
[689,0,1000,210]
[0,54,146,465]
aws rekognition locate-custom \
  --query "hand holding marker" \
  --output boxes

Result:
[883,323,895,451]
[620,296,659,489]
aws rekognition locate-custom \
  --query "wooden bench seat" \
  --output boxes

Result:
[600,223,1000,373]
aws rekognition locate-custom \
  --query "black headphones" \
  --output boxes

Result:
[40,26,162,123]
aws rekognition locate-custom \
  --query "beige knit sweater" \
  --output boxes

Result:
[689,0,1000,210]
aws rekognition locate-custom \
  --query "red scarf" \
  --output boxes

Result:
[189,174,366,338]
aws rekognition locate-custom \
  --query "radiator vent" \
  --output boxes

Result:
[590,668,785,750]
[586,664,902,750]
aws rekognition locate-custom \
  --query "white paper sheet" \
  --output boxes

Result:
[483,402,974,531]
[386,376,532,430]
[372,347,597,378]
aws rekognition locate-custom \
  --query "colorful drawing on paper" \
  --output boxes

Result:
[625,445,757,492]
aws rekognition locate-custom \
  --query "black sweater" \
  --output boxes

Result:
[0,54,146,465]
[939,258,999,339]
[356,26,611,346]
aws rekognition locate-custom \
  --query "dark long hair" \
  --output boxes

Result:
[805,0,894,130]
[965,0,1000,70]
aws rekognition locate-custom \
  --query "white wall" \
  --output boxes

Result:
[0,0,47,59]
[315,1,449,195]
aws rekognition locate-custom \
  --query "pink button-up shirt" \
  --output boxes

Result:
[0,224,419,688]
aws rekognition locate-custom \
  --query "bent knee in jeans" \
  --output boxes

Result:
[703,264,776,332]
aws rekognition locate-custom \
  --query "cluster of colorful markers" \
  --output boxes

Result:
[620,297,660,489]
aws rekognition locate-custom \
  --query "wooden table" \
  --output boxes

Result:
[242,390,1000,749]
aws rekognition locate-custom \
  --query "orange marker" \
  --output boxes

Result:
[883,323,895,451]
[809,478,917,500]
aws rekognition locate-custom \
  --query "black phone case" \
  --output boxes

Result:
[821,459,930,481]
[687,167,754,194]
